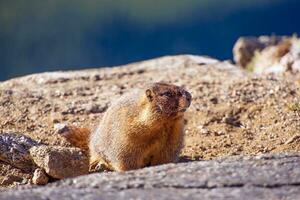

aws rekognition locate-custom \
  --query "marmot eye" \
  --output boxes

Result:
[162,91,173,97]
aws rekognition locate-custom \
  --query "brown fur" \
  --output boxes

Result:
[63,126,90,153]
[89,82,192,171]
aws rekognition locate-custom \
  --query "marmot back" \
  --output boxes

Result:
[89,82,192,172]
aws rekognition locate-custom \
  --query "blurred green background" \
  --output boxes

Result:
[1,0,300,81]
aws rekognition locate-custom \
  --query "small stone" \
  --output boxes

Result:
[84,104,107,114]
[209,97,218,104]
[284,134,300,145]
[52,119,60,123]
[93,74,102,81]
[29,145,89,179]
[54,123,70,135]
[32,168,49,185]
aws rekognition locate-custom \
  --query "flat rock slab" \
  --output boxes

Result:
[1,153,300,200]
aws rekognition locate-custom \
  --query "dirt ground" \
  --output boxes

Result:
[1,55,300,188]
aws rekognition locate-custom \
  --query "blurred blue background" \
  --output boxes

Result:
[1,0,300,81]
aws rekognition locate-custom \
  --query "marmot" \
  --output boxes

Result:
[89,82,192,171]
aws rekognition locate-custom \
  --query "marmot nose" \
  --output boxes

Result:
[184,91,192,102]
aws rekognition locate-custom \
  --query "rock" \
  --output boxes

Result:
[29,145,89,179]
[32,168,49,185]
[54,123,70,135]
[84,103,108,114]
[0,175,23,186]
[250,38,292,74]
[233,36,285,67]
[284,134,300,145]
[233,37,265,67]
[1,153,300,199]
[233,35,300,74]
[0,133,39,172]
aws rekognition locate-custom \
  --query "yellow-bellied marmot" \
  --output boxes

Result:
[89,82,192,171]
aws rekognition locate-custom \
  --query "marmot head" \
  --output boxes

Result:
[145,82,192,117]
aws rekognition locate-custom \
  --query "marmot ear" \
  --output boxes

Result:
[146,89,153,101]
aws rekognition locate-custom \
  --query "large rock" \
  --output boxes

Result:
[0,133,39,172]
[29,145,89,179]
[233,36,285,67]
[1,153,299,200]
[233,35,300,73]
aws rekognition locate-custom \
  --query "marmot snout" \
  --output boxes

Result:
[89,82,192,172]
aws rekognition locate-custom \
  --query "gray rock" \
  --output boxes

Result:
[0,175,23,186]
[0,133,39,172]
[233,36,286,67]
[1,153,300,200]
[233,37,265,67]
[29,145,89,179]
[233,35,300,74]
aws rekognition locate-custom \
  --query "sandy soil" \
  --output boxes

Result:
[1,55,300,187]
